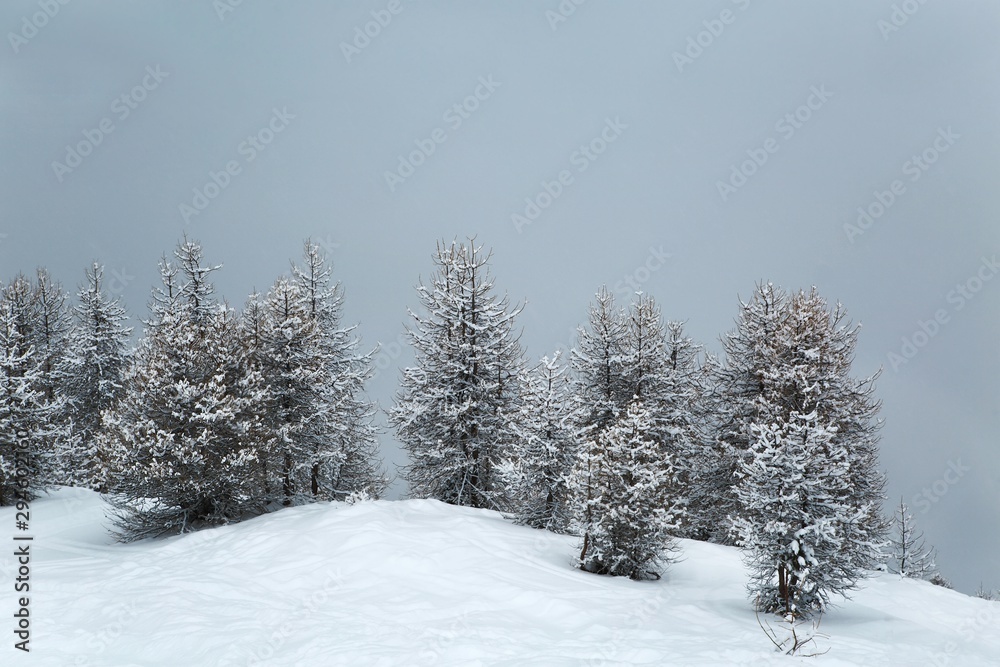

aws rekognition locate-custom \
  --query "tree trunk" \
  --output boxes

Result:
[777,564,789,613]
[283,452,293,507]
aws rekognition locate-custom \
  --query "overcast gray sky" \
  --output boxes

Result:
[2,1,998,595]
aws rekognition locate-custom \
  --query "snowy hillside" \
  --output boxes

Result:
[5,488,998,666]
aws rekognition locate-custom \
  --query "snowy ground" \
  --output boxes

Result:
[2,489,998,666]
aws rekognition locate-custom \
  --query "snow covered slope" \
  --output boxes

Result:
[2,488,997,666]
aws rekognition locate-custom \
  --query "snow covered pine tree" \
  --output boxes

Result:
[502,352,576,532]
[59,264,132,491]
[730,285,887,618]
[390,239,525,510]
[101,239,261,540]
[567,289,685,578]
[571,398,679,580]
[290,241,384,500]
[247,241,384,508]
[238,289,281,505]
[1,272,73,487]
[256,276,316,507]
[660,320,719,542]
[888,498,937,580]
[701,282,789,546]
[0,292,62,504]
[623,298,705,538]
[569,290,702,488]
[568,287,630,451]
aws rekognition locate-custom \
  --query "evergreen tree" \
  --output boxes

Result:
[0,299,59,504]
[681,350,725,507]
[620,295,704,534]
[291,241,384,500]
[102,239,260,540]
[569,287,630,444]
[59,264,132,491]
[246,242,385,508]
[1,272,72,487]
[502,352,576,532]
[30,269,71,403]
[571,295,697,481]
[974,584,996,601]
[731,286,887,618]
[570,398,680,580]
[390,239,525,510]
[888,499,937,579]
[621,293,669,402]
[570,290,697,459]
[2,275,35,343]
[238,290,280,505]
[666,324,719,542]
[33,270,75,486]
[566,290,691,573]
[702,283,790,545]
[259,275,319,506]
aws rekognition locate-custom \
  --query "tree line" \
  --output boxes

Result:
[388,239,942,618]
[0,238,386,541]
[0,236,954,618]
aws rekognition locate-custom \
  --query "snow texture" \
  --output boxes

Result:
[6,488,999,666]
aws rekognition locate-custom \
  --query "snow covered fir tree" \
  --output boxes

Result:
[58,263,132,492]
[499,352,576,532]
[727,285,888,618]
[697,282,789,547]
[0,273,72,503]
[570,398,680,580]
[246,241,385,506]
[0,297,57,504]
[888,498,937,580]
[564,289,692,579]
[99,240,264,538]
[390,239,526,510]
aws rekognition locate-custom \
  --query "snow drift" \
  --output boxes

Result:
[2,488,997,666]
